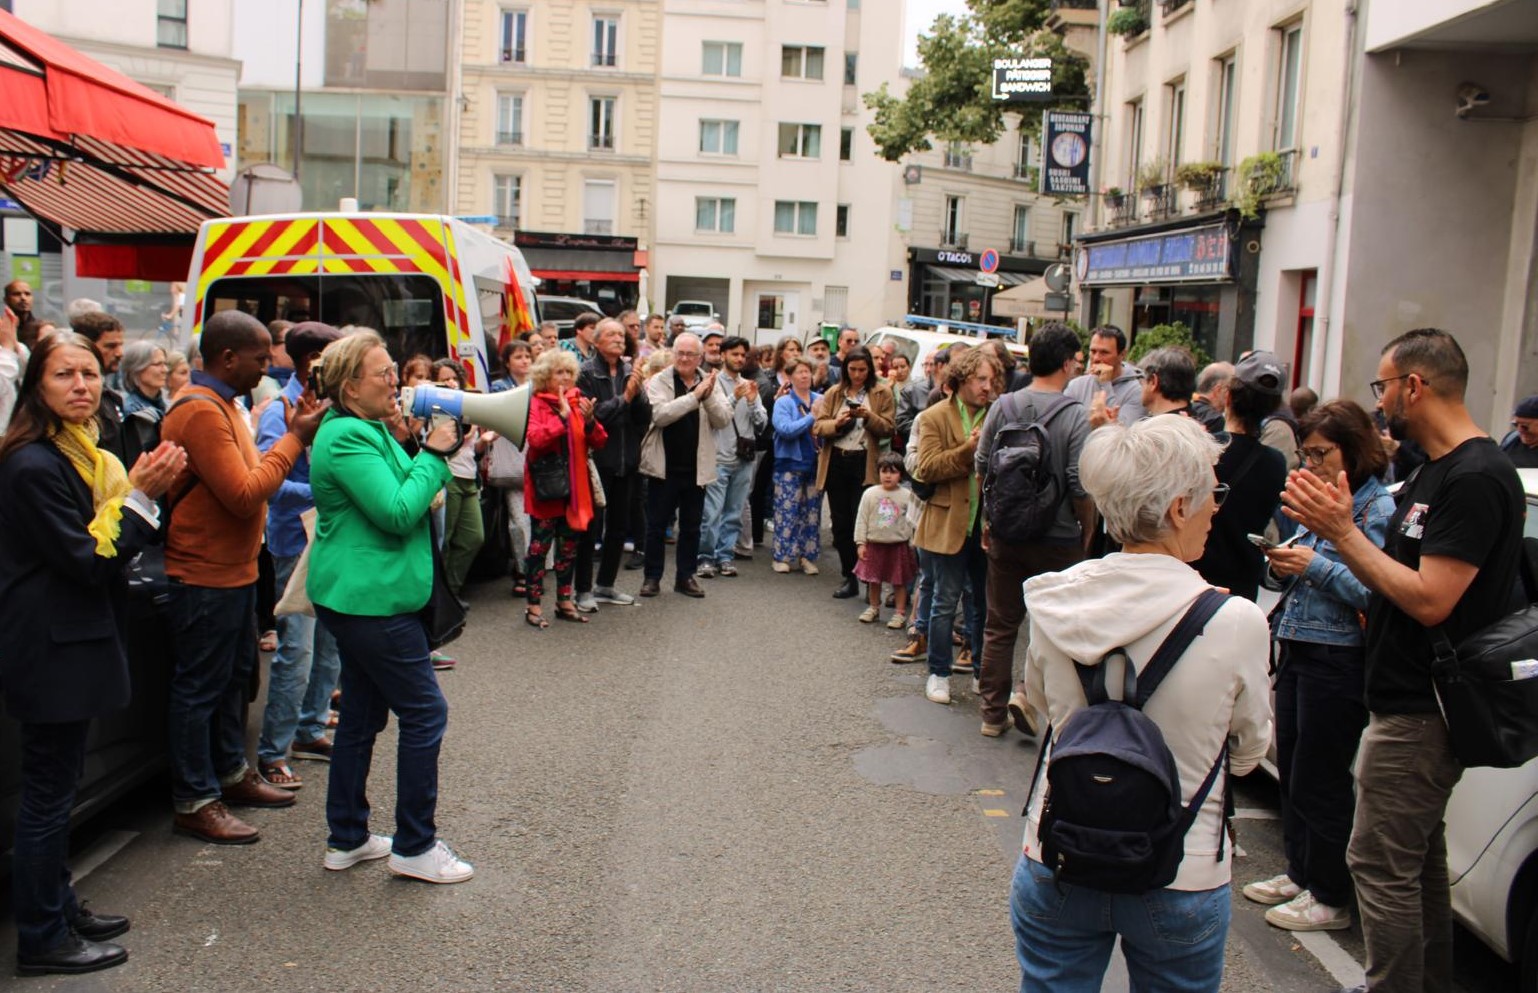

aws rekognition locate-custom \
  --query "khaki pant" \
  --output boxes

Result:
[1347,712,1463,993]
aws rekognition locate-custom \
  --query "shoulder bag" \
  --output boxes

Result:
[422,514,468,649]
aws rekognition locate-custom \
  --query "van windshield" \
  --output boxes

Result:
[201,274,447,361]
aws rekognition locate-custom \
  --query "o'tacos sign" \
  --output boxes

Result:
[993,57,1054,103]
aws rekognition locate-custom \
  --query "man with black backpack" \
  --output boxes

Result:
[974,323,1093,739]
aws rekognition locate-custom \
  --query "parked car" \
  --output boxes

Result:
[862,326,1028,376]
[538,295,604,337]
[1447,465,1538,990]
[668,300,718,331]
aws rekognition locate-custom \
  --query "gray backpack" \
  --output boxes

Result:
[982,392,1076,544]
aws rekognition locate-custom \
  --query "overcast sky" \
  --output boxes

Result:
[904,0,972,68]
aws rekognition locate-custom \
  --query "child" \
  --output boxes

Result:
[853,451,918,628]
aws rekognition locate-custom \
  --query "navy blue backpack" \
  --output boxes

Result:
[1029,589,1232,894]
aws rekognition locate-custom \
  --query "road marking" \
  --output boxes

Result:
[71,830,139,883]
[1233,807,1280,820]
[1296,931,1366,989]
[983,809,1009,817]
[974,789,1005,796]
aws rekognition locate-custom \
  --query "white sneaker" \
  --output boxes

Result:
[886,612,907,630]
[801,558,819,575]
[925,674,951,705]
[772,560,791,573]
[575,593,599,613]
[324,833,392,871]
[623,540,635,552]
[592,587,636,606]
[859,606,879,623]
[696,562,716,579]
[388,840,474,884]
[1264,890,1351,932]
[1242,873,1302,906]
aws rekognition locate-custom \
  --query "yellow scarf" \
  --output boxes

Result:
[50,420,132,557]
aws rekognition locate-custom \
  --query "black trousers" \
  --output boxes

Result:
[577,468,638,590]
[823,449,867,579]
[644,470,705,584]
[750,448,776,544]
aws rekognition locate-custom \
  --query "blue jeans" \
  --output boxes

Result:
[257,554,342,765]
[924,525,987,676]
[1010,856,1230,993]
[167,582,258,811]
[11,720,89,955]
[699,458,755,567]
[315,605,448,857]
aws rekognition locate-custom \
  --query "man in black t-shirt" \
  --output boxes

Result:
[1284,328,1523,993]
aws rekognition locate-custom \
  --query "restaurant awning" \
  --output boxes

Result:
[924,265,1031,287]
[991,278,1055,319]
[521,246,641,283]
[0,9,228,280]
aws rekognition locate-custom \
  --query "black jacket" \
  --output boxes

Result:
[0,440,159,722]
[578,355,650,475]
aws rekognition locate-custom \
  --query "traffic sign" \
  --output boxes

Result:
[976,272,1001,288]
[979,248,1000,273]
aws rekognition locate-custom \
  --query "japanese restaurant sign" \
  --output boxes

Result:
[1076,223,1236,286]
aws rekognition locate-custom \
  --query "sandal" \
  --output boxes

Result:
[259,629,278,653]
[524,607,549,629]
[554,601,589,623]
[259,760,303,791]
[511,581,527,598]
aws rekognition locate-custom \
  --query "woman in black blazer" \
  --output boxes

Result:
[0,332,185,977]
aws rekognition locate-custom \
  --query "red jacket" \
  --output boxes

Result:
[525,387,607,529]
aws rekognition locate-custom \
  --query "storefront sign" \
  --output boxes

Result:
[1077,223,1235,286]
[1041,111,1092,197]
[992,57,1054,103]
[513,230,638,251]
[936,250,973,265]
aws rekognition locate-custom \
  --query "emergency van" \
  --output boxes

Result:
[179,211,540,390]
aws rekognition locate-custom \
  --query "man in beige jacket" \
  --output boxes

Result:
[638,332,732,598]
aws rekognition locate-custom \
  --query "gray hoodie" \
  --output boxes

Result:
[1020,552,1272,891]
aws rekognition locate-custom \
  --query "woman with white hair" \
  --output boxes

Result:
[1011,415,1272,992]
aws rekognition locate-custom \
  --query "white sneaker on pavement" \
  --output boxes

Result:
[800,558,819,575]
[696,562,717,578]
[772,560,791,573]
[593,587,636,606]
[1242,873,1302,906]
[1264,890,1351,932]
[324,833,392,871]
[925,674,951,705]
[575,593,599,613]
[388,840,474,884]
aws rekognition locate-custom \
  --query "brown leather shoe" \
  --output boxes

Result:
[221,769,298,809]
[638,577,661,597]
[173,801,260,845]
[674,577,706,598]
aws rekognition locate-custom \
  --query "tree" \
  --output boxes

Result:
[863,0,1089,162]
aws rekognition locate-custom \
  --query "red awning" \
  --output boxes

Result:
[533,269,641,283]
[0,9,227,278]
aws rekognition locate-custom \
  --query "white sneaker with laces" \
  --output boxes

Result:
[1242,873,1302,906]
[325,833,393,871]
[388,840,475,884]
[593,587,636,606]
[1264,890,1351,932]
[575,593,599,613]
[925,674,951,705]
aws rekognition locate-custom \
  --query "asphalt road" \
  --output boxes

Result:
[0,544,1521,991]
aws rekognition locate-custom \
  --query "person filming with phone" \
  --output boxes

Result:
[1240,399,1395,934]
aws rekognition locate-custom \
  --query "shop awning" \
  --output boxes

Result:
[532,269,640,283]
[0,9,228,279]
[521,246,639,284]
[924,265,1031,287]
[991,278,1056,319]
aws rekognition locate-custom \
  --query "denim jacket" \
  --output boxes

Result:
[1270,474,1395,647]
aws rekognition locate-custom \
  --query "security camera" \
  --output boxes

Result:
[1456,83,1491,119]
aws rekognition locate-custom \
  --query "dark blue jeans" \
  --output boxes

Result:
[925,523,988,676]
[1275,639,1369,907]
[315,605,448,858]
[12,720,90,955]
[644,470,705,584]
[167,582,258,811]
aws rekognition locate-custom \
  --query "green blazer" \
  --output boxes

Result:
[308,409,452,617]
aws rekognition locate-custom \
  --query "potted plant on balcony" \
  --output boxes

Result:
[1103,186,1126,208]
[1107,5,1149,37]
[1174,161,1224,190]
[1232,151,1288,219]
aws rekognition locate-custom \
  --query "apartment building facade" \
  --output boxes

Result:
[456,0,659,314]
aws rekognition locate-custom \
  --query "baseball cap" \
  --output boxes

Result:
[1234,350,1286,396]
[1515,394,1538,419]
[701,327,724,341]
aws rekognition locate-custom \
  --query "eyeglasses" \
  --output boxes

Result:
[1369,374,1428,399]
[1209,483,1230,509]
[1296,445,1339,465]
[362,365,399,383]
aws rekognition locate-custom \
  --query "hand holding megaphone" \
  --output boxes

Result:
[400,381,532,450]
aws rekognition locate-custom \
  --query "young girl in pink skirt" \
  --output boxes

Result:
[853,451,918,628]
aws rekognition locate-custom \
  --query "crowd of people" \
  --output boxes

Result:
[0,276,1533,992]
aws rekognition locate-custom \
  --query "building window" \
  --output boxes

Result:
[495,93,524,146]
[157,0,188,49]
[943,195,964,247]
[773,200,818,236]
[500,9,528,64]
[1165,77,1186,169]
[844,52,858,85]
[1060,211,1079,257]
[1214,55,1237,165]
[589,97,616,150]
[944,141,972,171]
[1015,129,1035,179]
[1274,23,1303,152]
[777,123,822,159]
[781,45,825,80]
[702,41,743,77]
[696,197,736,233]
[593,16,619,67]
[835,204,850,238]
[1011,205,1031,254]
[493,175,521,228]
[1125,98,1144,187]
[699,119,740,156]
[583,180,616,235]
[840,127,853,161]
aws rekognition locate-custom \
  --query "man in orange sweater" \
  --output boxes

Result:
[161,311,326,845]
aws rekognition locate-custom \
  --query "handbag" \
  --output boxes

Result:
[422,517,468,650]
[274,509,319,617]
[588,456,606,509]
[486,434,525,487]
[1431,536,1538,769]
[529,448,571,502]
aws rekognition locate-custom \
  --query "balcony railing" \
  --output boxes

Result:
[589,134,615,151]
[495,130,524,146]
[1142,183,1178,221]
[1188,169,1228,212]
[1275,148,1298,191]
[941,232,969,250]
[1050,0,1097,9]
[1009,237,1036,255]
[944,151,973,171]
[1106,193,1137,227]
[500,47,526,64]
[495,215,519,229]
[592,52,616,67]
[1161,0,1192,14]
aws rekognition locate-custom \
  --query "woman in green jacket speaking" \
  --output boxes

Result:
[307,330,474,885]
